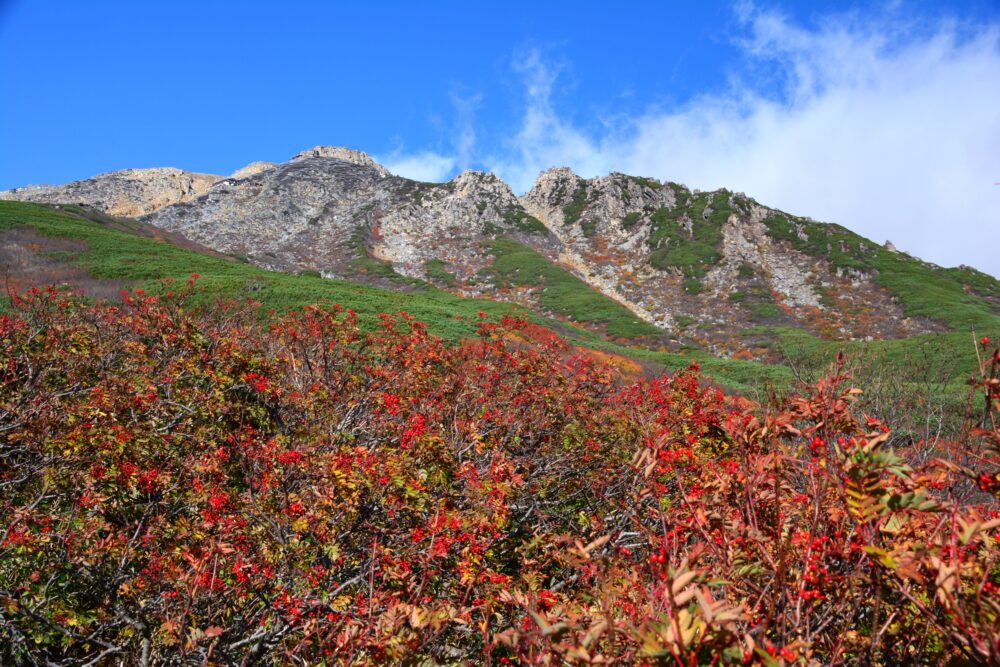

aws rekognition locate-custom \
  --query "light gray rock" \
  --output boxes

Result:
[230,161,277,180]
[0,167,222,217]
[143,156,549,288]
[290,146,391,177]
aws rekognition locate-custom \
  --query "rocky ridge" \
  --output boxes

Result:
[141,150,550,295]
[516,168,941,349]
[0,168,223,218]
[3,146,968,357]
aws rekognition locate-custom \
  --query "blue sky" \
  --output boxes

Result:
[2,1,999,274]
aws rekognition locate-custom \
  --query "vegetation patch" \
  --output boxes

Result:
[674,314,696,329]
[646,190,731,277]
[561,181,590,226]
[483,237,661,339]
[759,210,1000,330]
[424,258,456,285]
[682,278,704,294]
[942,265,1000,298]
[748,303,782,320]
[622,211,642,228]
[502,206,548,235]
[627,175,661,190]
[666,182,691,208]
[1,287,996,665]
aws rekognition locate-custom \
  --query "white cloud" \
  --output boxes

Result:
[377,92,482,182]
[379,150,456,182]
[482,9,1000,275]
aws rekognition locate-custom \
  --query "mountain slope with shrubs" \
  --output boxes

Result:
[0,200,797,393]
[5,147,999,361]
[1,281,999,665]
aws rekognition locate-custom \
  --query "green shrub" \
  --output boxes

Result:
[424,258,457,285]
[562,181,590,225]
[682,279,704,294]
[748,303,781,320]
[622,211,642,228]
[484,238,661,339]
[502,207,548,234]
[645,191,731,278]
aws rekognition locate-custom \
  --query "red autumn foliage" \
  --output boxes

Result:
[1,281,998,665]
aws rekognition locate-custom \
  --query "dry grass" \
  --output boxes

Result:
[0,227,131,301]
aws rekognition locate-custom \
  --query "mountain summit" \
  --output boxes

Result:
[3,147,998,360]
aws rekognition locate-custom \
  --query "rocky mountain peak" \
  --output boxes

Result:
[526,166,580,194]
[290,146,390,177]
[0,167,222,217]
[449,169,517,202]
[230,161,278,180]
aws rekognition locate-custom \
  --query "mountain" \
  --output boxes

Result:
[0,167,222,217]
[4,146,1000,365]
[5,169,998,667]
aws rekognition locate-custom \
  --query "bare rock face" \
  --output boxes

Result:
[290,146,391,177]
[519,169,682,327]
[144,156,549,292]
[707,213,821,308]
[371,169,538,279]
[230,161,278,180]
[147,156,390,277]
[0,168,222,217]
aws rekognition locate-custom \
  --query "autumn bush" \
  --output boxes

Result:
[1,279,998,665]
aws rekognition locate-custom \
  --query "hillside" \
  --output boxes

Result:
[2,156,999,666]
[4,147,999,409]
[0,200,792,394]
[6,147,998,358]
[1,273,998,665]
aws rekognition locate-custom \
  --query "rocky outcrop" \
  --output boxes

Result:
[0,146,387,218]
[143,156,550,290]
[290,146,391,177]
[517,168,935,344]
[0,168,222,217]
[706,212,821,308]
[230,161,277,180]
[146,155,389,276]
[371,170,539,278]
